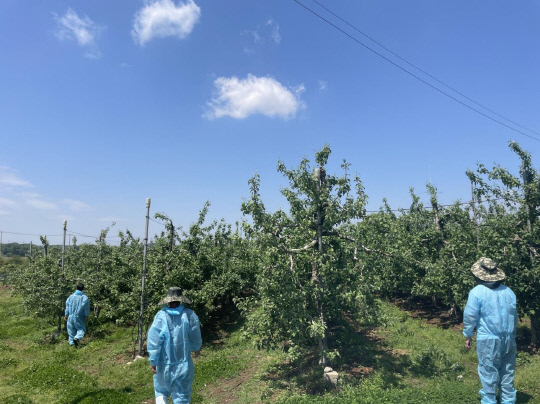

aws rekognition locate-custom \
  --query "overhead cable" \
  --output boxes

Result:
[365,196,513,213]
[0,230,62,237]
[66,230,97,239]
[310,0,540,138]
[149,218,166,227]
[292,0,540,142]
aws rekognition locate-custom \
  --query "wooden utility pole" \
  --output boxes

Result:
[137,198,151,357]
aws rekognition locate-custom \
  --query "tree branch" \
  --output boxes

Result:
[283,239,317,253]
[288,255,314,322]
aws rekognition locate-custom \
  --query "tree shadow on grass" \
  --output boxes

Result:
[516,322,538,355]
[260,320,417,396]
[67,387,135,404]
[87,327,113,340]
[517,390,534,403]
[261,314,472,398]
[394,298,462,330]
[200,299,244,349]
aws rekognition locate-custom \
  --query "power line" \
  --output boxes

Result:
[149,218,166,227]
[66,230,97,239]
[0,230,63,237]
[310,0,540,139]
[292,0,540,143]
[365,196,513,213]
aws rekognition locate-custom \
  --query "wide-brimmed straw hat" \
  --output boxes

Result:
[471,257,505,282]
[159,287,191,305]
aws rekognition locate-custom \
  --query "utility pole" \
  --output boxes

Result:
[138,198,151,357]
[169,221,175,253]
[522,167,534,262]
[313,167,328,366]
[470,180,479,249]
[58,220,67,333]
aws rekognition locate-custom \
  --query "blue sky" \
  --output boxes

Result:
[1,0,539,245]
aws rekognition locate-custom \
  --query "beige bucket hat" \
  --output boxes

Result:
[471,257,505,282]
[159,287,192,305]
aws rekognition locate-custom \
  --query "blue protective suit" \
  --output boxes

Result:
[463,284,517,404]
[65,290,90,345]
[147,305,202,404]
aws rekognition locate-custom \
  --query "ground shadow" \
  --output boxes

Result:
[516,322,538,355]
[260,317,445,396]
[67,387,134,404]
[394,298,462,330]
[517,390,534,403]
[200,299,244,349]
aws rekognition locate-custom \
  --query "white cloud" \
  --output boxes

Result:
[242,18,281,50]
[54,8,104,59]
[0,167,32,187]
[318,80,328,91]
[18,192,40,198]
[0,197,16,207]
[205,74,305,120]
[63,199,92,212]
[0,210,9,216]
[292,84,306,97]
[26,199,58,210]
[267,19,281,44]
[132,0,201,46]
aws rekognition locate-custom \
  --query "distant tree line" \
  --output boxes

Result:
[0,242,36,258]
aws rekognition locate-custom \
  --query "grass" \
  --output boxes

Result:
[269,302,540,404]
[0,286,259,404]
[0,286,539,403]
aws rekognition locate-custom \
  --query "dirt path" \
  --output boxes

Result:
[199,354,263,404]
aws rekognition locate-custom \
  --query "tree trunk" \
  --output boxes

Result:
[318,304,328,366]
[450,301,462,320]
[531,313,540,348]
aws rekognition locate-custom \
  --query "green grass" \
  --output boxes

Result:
[0,287,260,404]
[0,287,539,404]
[272,302,540,404]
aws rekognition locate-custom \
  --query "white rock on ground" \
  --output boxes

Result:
[324,369,339,385]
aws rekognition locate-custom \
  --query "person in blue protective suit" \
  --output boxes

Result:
[147,287,202,404]
[463,257,518,404]
[64,283,90,347]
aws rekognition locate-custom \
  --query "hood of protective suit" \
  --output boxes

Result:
[474,275,502,290]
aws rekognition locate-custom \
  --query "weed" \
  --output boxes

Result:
[0,357,18,367]
[3,395,34,404]
[10,363,97,398]
[0,341,14,351]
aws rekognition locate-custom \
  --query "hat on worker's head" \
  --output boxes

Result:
[471,257,505,282]
[159,287,191,305]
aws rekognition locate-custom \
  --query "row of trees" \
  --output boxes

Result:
[8,141,540,367]
[0,242,36,258]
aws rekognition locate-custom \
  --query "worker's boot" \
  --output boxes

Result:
[155,395,167,404]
